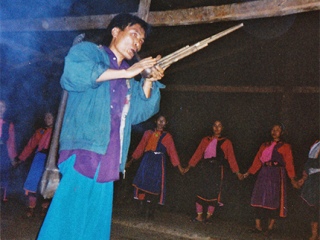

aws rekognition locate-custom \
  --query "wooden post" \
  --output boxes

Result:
[137,0,151,21]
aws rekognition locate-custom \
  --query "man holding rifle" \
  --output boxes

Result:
[37,13,165,240]
[37,11,243,238]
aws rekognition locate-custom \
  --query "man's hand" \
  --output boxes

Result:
[145,64,165,81]
[127,55,162,79]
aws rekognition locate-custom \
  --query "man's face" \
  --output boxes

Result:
[110,24,145,61]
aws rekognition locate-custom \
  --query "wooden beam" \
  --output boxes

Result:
[1,0,319,31]
[137,0,151,21]
[163,84,320,93]
[149,0,320,26]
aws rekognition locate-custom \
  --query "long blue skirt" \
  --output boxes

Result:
[24,152,47,193]
[132,152,166,204]
[0,143,11,190]
[37,155,114,240]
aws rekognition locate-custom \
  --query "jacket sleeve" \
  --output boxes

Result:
[18,129,43,161]
[221,139,239,173]
[247,144,265,175]
[7,123,17,159]
[128,79,165,125]
[162,133,181,167]
[279,144,296,178]
[61,42,107,92]
[188,137,209,167]
[132,130,152,160]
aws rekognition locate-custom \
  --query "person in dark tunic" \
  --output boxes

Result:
[184,120,242,223]
[127,114,184,219]
[297,140,320,240]
[243,123,299,235]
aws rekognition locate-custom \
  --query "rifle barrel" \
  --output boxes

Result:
[138,23,244,77]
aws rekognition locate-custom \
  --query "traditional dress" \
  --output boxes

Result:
[18,127,52,208]
[38,42,163,240]
[188,136,239,205]
[301,141,320,221]
[247,141,295,217]
[132,129,181,205]
[0,119,17,200]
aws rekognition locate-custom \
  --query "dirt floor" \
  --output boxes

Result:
[1,194,312,240]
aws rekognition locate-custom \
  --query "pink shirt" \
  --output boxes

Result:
[188,136,239,173]
[204,137,218,158]
[0,119,17,159]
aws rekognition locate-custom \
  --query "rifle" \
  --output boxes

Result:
[136,23,244,78]
[40,33,85,199]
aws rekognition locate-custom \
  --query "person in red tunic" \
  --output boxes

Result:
[0,99,17,202]
[15,112,54,217]
[243,123,299,236]
[184,120,242,223]
[126,114,184,219]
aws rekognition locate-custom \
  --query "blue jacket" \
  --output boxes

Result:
[59,41,165,173]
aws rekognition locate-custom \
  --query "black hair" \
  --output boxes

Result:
[152,113,167,122]
[44,111,56,118]
[104,13,151,46]
[269,122,287,142]
[272,122,286,133]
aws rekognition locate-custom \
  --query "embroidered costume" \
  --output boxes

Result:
[0,119,17,201]
[132,129,181,205]
[19,128,52,194]
[301,141,320,222]
[189,136,239,205]
[247,141,295,217]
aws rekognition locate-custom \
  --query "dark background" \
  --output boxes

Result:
[1,0,319,233]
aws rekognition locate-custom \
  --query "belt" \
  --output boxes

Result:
[153,152,163,155]
[264,161,283,167]
[203,158,219,164]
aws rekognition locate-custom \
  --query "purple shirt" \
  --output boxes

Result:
[59,47,129,182]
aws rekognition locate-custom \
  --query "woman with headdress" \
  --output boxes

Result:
[126,114,184,219]
[243,123,299,236]
[184,120,242,223]
[297,140,320,240]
